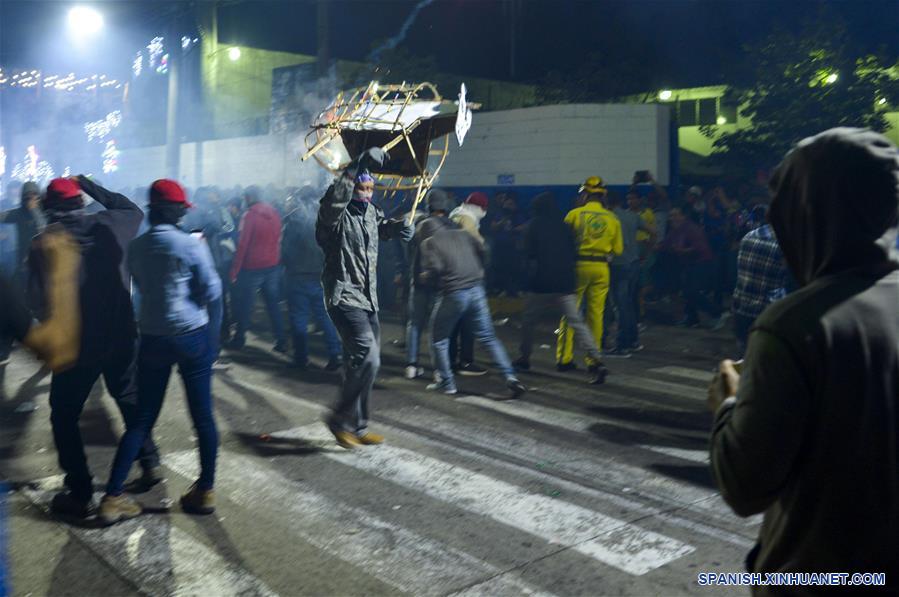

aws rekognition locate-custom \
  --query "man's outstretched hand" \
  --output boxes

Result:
[358,147,389,171]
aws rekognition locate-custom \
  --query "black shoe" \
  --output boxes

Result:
[325,356,343,371]
[51,491,97,520]
[556,361,577,372]
[226,338,245,350]
[505,379,527,400]
[588,364,609,385]
[605,348,632,359]
[512,357,531,372]
[273,341,289,354]
[457,362,487,376]
[292,360,310,371]
[140,466,165,489]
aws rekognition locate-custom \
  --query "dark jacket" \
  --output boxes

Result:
[710,128,899,592]
[410,214,453,281]
[419,217,486,294]
[29,176,143,358]
[524,194,577,294]
[282,202,325,279]
[315,170,413,311]
[230,201,281,277]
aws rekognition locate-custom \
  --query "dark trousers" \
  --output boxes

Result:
[327,305,380,435]
[233,266,286,345]
[286,276,341,365]
[611,261,641,349]
[106,327,217,495]
[450,317,475,366]
[49,340,160,501]
[684,261,722,323]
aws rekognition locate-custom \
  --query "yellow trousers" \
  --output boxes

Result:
[556,261,610,365]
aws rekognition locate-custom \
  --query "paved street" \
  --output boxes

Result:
[1,311,757,596]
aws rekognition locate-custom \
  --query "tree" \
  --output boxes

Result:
[702,15,899,177]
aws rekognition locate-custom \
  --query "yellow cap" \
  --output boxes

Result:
[579,176,607,195]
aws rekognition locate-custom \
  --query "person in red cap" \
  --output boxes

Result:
[28,175,161,520]
[99,179,222,525]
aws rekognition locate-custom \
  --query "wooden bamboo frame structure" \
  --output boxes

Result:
[301,81,455,223]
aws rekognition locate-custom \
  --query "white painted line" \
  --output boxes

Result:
[275,423,695,576]
[165,451,550,596]
[391,407,755,546]
[228,376,755,541]
[639,445,710,464]
[456,394,594,433]
[648,366,715,383]
[23,482,277,597]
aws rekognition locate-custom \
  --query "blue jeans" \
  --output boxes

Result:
[233,266,286,345]
[430,285,515,391]
[405,285,435,366]
[285,276,341,364]
[207,298,224,362]
[106,327,218,495]
[611,261,640,348]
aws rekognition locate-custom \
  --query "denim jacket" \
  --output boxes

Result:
[128,224,222,336]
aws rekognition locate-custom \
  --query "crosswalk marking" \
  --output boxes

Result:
[274,423,696,576]
[639,445,710,464]
[165,450,551,596]
[227,377,751,532]
[388,407,756,544]
[648,366,715,383]
[22,479,276,597]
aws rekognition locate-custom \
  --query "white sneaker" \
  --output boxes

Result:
[426,382,458,395]
[404,365,423,380]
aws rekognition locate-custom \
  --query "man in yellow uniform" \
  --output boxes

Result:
[557,176,623,370]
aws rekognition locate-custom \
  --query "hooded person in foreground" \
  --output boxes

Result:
[708,128,899,592]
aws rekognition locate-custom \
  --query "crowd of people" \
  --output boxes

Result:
[0,128,896,585]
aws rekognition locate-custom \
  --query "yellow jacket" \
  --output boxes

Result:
[636,208,656,243]
[564,201,623,258]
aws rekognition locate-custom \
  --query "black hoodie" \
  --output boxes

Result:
[711,128,899,592]
[524,192,577,294]
[29,176,143,360]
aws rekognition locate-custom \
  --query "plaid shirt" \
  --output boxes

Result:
[732,225,790,319]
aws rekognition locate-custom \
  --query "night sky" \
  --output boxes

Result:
[1,0,898,90]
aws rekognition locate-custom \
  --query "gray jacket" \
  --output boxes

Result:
[315,171,413,311]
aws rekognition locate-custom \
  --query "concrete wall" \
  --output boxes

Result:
[436,103,671,188]
[115,103,671,200]
[117,133,325,189]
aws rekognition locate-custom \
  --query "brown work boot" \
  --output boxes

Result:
[180,482,215,515]
[356,432,385,445]
[99,494,142,526]
[332,430,363,449]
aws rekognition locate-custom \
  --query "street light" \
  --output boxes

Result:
[228,47,241,61]
[716,115,727,125]
[824,73,838,85]
[68,6,103,35]
[658,89,673,101]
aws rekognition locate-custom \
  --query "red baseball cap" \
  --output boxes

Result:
[149,179,192,208]
[46,178,82,202]
[464,191,489,211]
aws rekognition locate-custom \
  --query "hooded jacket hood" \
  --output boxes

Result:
[768,127,899,286]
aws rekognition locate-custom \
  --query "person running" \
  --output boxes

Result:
[316,148,413,449]
[556,176,622,371]
[29,176,161,520]
[100,179,222,525]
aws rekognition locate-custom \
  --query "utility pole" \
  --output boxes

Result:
[165,13,181,180]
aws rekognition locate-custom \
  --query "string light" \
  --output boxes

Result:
[11,146,55,185]
[133,53,143,77]
[84,111,122,142]
[102,140,119,174]
[0,68,119,92]
[147,37,164,68]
